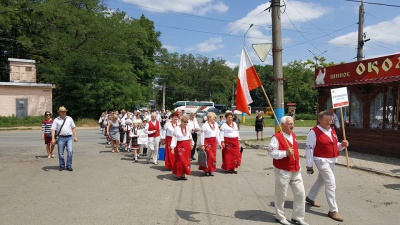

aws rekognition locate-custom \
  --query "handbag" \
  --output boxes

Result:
[55,117,67,144]
[198,149,208,168]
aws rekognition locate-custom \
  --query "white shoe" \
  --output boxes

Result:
[291,218,309,225]
[275,218,290,225]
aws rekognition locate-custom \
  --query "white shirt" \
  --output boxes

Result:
[200,121,221,145]
[267,132,293,159]
[188,118,200,134]
[137,128,148,145]
[170,126,194,148]
[51,116,75,136]
[161,122,179,139]
[219,122,240,140]
[305,125,345,167]
[331,113,340,128]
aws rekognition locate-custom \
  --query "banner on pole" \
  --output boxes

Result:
[331,87,349,108]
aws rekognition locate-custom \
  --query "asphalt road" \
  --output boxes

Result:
[0,128,399,225]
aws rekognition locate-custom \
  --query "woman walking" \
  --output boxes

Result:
[171,115,194,180]
[41,111,55,158]
[200,112,221,176]
[255,111,265,140]
[107,113,121,153]
[220,112,241,174]
[162,112,179,170]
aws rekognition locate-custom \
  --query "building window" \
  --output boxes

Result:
[370,92,384,129]
[349,92,363,128]
[25,67,32,72]
[369,86,399,130]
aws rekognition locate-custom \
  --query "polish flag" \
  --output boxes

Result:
[236,47,262,115]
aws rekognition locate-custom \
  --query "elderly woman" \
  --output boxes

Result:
[200,112,221,176]
[107,113,121,153]
[170,115,194,180]
[219,111,241,174]
[41,111,55,158]
[255,111,265,140]
[161,112,180,170]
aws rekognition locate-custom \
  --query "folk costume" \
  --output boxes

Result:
[219,121,241,172]
[161,121,179,170]
[170,126,194,178]
[199,120,221,173]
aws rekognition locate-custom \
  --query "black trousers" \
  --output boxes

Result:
[191,133,198,158]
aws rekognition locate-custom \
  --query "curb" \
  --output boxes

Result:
[243,140,400,179]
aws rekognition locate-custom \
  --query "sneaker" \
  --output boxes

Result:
[154,162,158,165]
[328,211,344,222]
[275,218,290,225]
[59,167,64,171]
[306,196,321,207]
[67,167,73,171]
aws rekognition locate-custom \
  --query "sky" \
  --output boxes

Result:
[105,0,400,68]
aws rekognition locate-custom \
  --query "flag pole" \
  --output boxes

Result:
[259,85,295,160]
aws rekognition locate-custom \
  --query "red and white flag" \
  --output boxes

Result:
[236,47,262,115]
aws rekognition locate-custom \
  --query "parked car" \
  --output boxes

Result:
[196,110,207,118]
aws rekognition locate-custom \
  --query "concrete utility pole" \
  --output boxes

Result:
[162,82,166,111]
[271,0,284,132]
[357,0,365,61]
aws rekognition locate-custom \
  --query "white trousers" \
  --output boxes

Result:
[147,136,160,163]
[307,159,338,212]
[274,168,305,221]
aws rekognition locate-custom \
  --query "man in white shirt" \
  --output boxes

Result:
[267,116,308,225]
[144,113,161,165]
[305,110,349,222]
[329,107,340,130]
[51,106,78,171]
[188,113,200,161]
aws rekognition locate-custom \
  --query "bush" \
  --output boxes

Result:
[295,114,316,120]
[0,116,43,127]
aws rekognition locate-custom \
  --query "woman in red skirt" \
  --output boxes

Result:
[161,112,179,170]
[219,112,241,174]
[41,111,55,158]
[199,112,221,176]
[170,115,193,180]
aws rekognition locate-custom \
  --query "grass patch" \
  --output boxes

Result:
[241,115,316,127]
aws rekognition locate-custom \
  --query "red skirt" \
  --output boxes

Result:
[44,133,52,145]
[164,136,175,170]
[173,140,191,177]
[221,137,241,171]
[199,137,217,172]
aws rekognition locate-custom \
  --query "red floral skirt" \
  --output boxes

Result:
[199,137,217,172]
[173,140,191,177]
[221,137,241,171]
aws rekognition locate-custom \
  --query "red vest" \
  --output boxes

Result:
[272,132,300,172]
[312,127,339,158]
[148,121,160,137]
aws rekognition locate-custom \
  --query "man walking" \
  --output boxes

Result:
[145,112,161,165]
[305,110,349,222]
[51,106,78,171]
[267,116,309,225]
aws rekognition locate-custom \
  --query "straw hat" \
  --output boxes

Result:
[58,106,68,112]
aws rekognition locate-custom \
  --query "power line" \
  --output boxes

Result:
[344,0,400,8]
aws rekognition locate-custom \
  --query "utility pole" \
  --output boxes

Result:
[357,0,364,61]
[162,82,166,111]
[271,0,284,132]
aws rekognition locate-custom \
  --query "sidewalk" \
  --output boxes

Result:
[244,139,400,179]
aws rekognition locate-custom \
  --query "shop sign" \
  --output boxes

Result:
[315,53,400,87]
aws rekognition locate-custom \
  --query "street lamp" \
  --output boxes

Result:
[308,49,327,69]
[243,24,254,46]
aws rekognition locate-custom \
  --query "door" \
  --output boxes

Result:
[16,98,28,117]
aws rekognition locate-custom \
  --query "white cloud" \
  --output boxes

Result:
[228,1,331,41]
[122,0,228,15]
[225,61,238,69]
[184,37,224,53]
[329,16,400,48]
[162,44,179,53]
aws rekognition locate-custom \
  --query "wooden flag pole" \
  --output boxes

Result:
[339,108,350,168]
[259,85,295,160]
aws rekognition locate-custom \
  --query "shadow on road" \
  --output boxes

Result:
[234,209,276,223]
[383,184,400,191]
[35,156,48,159]
[156,174,178,181]
[42,166,60,171]
[150,165,169,172]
